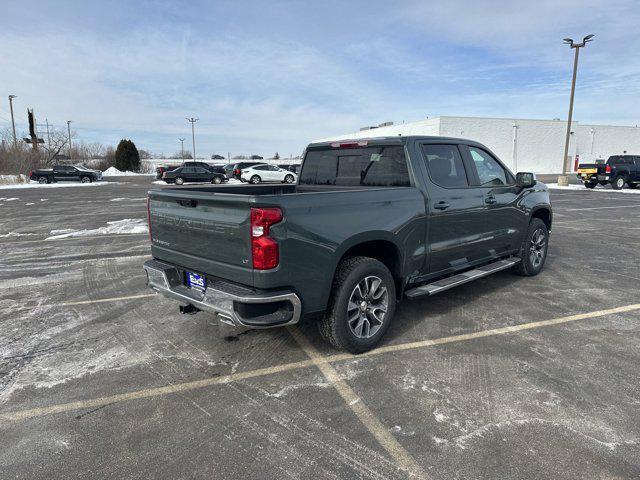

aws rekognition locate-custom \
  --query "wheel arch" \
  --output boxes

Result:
[330,234,405,301]
[530,206,552,232]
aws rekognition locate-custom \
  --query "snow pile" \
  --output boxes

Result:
[102,167,154,177]
[0,197,19,202]
[548,183,640,194]
[0,174,28,185]
[45,219,148,240]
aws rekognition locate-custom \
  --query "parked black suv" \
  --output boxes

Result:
[225,161,265,180]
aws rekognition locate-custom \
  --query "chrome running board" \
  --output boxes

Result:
[405,258,521,299]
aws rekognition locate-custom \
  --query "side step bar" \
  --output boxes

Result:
[405,258,521,299]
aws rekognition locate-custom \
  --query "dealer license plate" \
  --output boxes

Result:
[186,271,206,291]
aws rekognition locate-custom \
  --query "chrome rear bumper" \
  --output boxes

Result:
[143,259,301,329]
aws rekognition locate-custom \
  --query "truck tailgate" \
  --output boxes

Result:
[148,189,253,286]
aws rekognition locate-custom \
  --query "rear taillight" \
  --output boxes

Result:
[234,168,241,175]
[605,164,612,173]
[146,197,153,242]
[251,207,283,270]
[28,170,33,177]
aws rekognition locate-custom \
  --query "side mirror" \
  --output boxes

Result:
[516,172,536,188]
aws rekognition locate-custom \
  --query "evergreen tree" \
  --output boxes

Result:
[115,139,141,172]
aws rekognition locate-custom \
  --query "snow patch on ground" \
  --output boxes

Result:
[45,219,148,240]
[0,197,19,201]
[110,197,146,202]
[102,167,154,177]
[0,181,119,190]
[548,183,640,194]
[0,232,39,238]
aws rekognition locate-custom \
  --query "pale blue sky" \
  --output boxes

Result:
[1,0,638,157]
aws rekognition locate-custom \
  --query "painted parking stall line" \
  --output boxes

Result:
[1,303,639,424]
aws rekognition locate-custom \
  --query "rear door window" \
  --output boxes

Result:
[421,144,469,188]
[300,146,409,186]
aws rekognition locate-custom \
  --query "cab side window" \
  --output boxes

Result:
[468,147,511,186]
[422,144,469,188]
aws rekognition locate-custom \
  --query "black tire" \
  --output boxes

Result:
[284,174,294,184]
[513,218,549,277]
[175,177,184,185]
[319,256,396,353]
[250,175,261,184]
[212,176,222,184]
[38,176,48,184]
[628,183,639,189]
[584,182,596,189]
[80,176,92,183]
[612,175,625,190]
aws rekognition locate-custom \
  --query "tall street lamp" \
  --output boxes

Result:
[558,34,594,186]
[186,117,199,159]
[67,120,73,160]
[178,138,185,161]
[8,95,17,146]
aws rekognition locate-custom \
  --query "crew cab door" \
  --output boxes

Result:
[418,143,487,275]
[53,165,78,181]
[461,145,523,258]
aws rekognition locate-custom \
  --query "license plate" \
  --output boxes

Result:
[186,271,206,291]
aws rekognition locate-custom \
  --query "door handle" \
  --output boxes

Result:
[434,201,450,210]
[485,196,497,205]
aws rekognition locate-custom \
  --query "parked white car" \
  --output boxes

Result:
[241,164,297,184]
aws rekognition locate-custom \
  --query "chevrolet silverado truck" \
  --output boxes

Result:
[144,136,552,353]
[577,155,640,189]
[29,164,103,184]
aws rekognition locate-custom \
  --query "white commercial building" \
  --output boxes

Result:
[316,116,640,174]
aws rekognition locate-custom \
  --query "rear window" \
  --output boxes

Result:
[299,146,410,187]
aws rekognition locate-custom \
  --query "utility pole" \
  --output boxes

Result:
[186,117,198,159]
[558,34,594,186]
[178,138,185,161]
[37,119,52,149]
[8,95,17,147]
[67,120,73,160]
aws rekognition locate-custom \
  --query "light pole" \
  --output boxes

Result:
[558,34,594,186]
[8,95,17,147]
[186,117,198,159]
[178,138,185,161]
[67,120,73,160]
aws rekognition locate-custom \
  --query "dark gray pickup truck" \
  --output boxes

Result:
[144,136,552,352]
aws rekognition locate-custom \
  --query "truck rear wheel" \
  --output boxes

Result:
[513,218,548,277]
[612,175,626,190]
[584,182,596,189]
[38,176,48,184]
[319,256,396,353]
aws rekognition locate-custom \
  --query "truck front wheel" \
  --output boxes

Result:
[584,182,596,189]
[319,256,396,353]
[513,218,548,277]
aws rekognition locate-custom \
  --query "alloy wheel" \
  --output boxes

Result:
[347,275,388,339]
[529,228,546,268]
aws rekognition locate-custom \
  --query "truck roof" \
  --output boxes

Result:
[307,135,485,149]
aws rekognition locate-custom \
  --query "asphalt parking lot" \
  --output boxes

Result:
[1,176,639,479]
